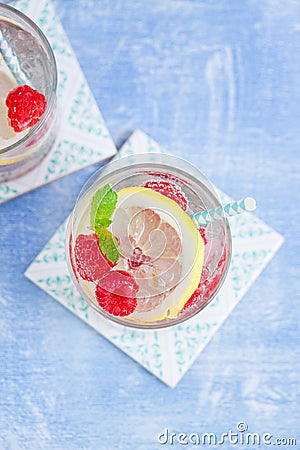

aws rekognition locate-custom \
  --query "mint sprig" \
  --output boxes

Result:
[90,184,120,264]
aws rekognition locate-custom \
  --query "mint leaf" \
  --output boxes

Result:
[98,228,120,264]
[90,184,117,231]
[90,184,120,264]
[94,218,112,231]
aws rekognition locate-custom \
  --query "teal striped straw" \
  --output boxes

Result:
[0,29,30,86]
[193,197,256,227]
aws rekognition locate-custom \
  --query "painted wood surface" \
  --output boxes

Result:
[0,0,299,448]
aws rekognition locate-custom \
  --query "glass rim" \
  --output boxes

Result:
[76,152,222,203]
[0,3,57,156]
[66,154,233,329]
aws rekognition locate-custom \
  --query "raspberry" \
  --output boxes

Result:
[74,234,112,282]
[204,248,227,298]
[182,249,227,312]
[95,270,139,316]
[144,180,188,211]
[198,227,208,245]
[6,85,47,132]
[146,171,184,184]
[182,284,206,312]
[128,247,151,269]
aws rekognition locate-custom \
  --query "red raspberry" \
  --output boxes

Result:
[6,85,47,132]
[198,227,208,245]
[74,234,112,282]
[144,180,188,211]
[128,247,151,269]
[182,283,206,312]
[182,249,227,312]
[95,270,138,316]
[146,171,184,184]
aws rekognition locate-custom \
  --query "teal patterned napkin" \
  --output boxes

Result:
[25,130,284,387]
[0,0,116,204]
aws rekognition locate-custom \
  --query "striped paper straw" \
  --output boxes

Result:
[0,29,30,85]
[193,197,256,227]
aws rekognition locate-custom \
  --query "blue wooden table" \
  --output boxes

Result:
[0,1,299,448]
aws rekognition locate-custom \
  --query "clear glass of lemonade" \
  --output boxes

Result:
[66,154,232,329]
[0,4,57,182]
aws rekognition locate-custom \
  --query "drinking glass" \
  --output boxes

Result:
[66,154,232,329]
[0,4,57,181]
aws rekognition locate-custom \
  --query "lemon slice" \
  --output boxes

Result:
[113,186,204,323]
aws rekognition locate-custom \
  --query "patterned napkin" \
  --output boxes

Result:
[25,130,284,387]
[0,0,116,203]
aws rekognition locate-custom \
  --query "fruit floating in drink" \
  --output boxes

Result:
[0,4,57,181]
[66,154,232,329]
